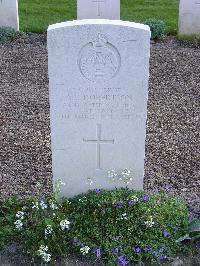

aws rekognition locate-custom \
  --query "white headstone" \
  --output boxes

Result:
[47,20,150,197]
[179,0,200,36]
[0,0,19,31]
[77,0,120,20]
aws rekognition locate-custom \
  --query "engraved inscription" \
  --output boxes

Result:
[92,0,106,16]
[59,87,134,120]
[78,34,121,82]
[83,124,114,169]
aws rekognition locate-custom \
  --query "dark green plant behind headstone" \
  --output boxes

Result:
[144,18,167,40]
[0,27,16,44]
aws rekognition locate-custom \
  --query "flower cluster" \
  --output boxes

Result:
[60,219,70,230]
[131,195,139,202]
[54,178,66,197]
[144,216,155,228]
[164,231,170,238]
[78,196,87,203]
[108,169,118,180]
[32,201,39,210]
[14,211,24,230]
[49,200,58,210]
[120,213,128,220]
[16,211,24,218]
[108,169,133,184]
[96,248,101,258]
[121,169,133,184]
[135,246,167,261]
[118,255,129,265]
[80,245,90,255]
[117,200,123,209]
[32,200,48,210]
[14,219,23,230]
[5,188,189,265]
[86,176,94,186]
[95,189,101,195]
[40,200,48,210]
[73,238,79,244]
[45,224,53,236]
[38,245,51,263]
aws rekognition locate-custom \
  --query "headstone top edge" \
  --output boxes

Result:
[47,19,150,32]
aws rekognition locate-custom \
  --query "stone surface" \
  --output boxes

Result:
[179,0,200,37]
[77,0,120,20]
[47,20,150,197]
[0,0,19,31]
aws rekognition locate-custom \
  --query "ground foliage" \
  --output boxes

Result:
[0,188,191,265]
[144,19,167,40]
[0,27,16,43]
[19,0,179,34]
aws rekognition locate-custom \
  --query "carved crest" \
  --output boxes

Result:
[78,33,121,82]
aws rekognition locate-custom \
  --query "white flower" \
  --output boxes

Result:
[40,200,48,210]
[59,180,66,186]
[80,246,90,255]
[121,168,131,177]
[45,225,53,236]
[144,216,155,228]
[54,179,66,194]
[49,200,58,210]
[60,219,70,230]
[32,201,39,210]
[108,169,117,179]
[38,245,48,255]
[78,196,87,203]
[43,253,51,262]
[131,195,139,202]
[121,168,133,184]
[108,169,133,184]
[14,219,23,230]
[16,211,24,219]
[38,245,51,262]
[121,213,128,220]
[86,177,94,186]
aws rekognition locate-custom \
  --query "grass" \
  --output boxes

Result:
[19,0,179,34]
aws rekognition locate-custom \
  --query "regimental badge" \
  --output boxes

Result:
[78,33,121,82]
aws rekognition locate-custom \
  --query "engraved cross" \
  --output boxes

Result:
[83,124,114,170]
[92,0,106,17]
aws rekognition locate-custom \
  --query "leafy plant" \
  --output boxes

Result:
[0,27,16,44]
[0,188,190,265]
[144,18,167,40]
[177,219,200,242]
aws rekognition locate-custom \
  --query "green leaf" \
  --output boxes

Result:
[188,219,200,233]
[176,233,191,242]
[45,218,52,225]
[190,234,200,241]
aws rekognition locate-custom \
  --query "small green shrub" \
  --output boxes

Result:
[0,188,190,265]
[0,26,16,44]
[177,218,200,243]
[144,18,167,40]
